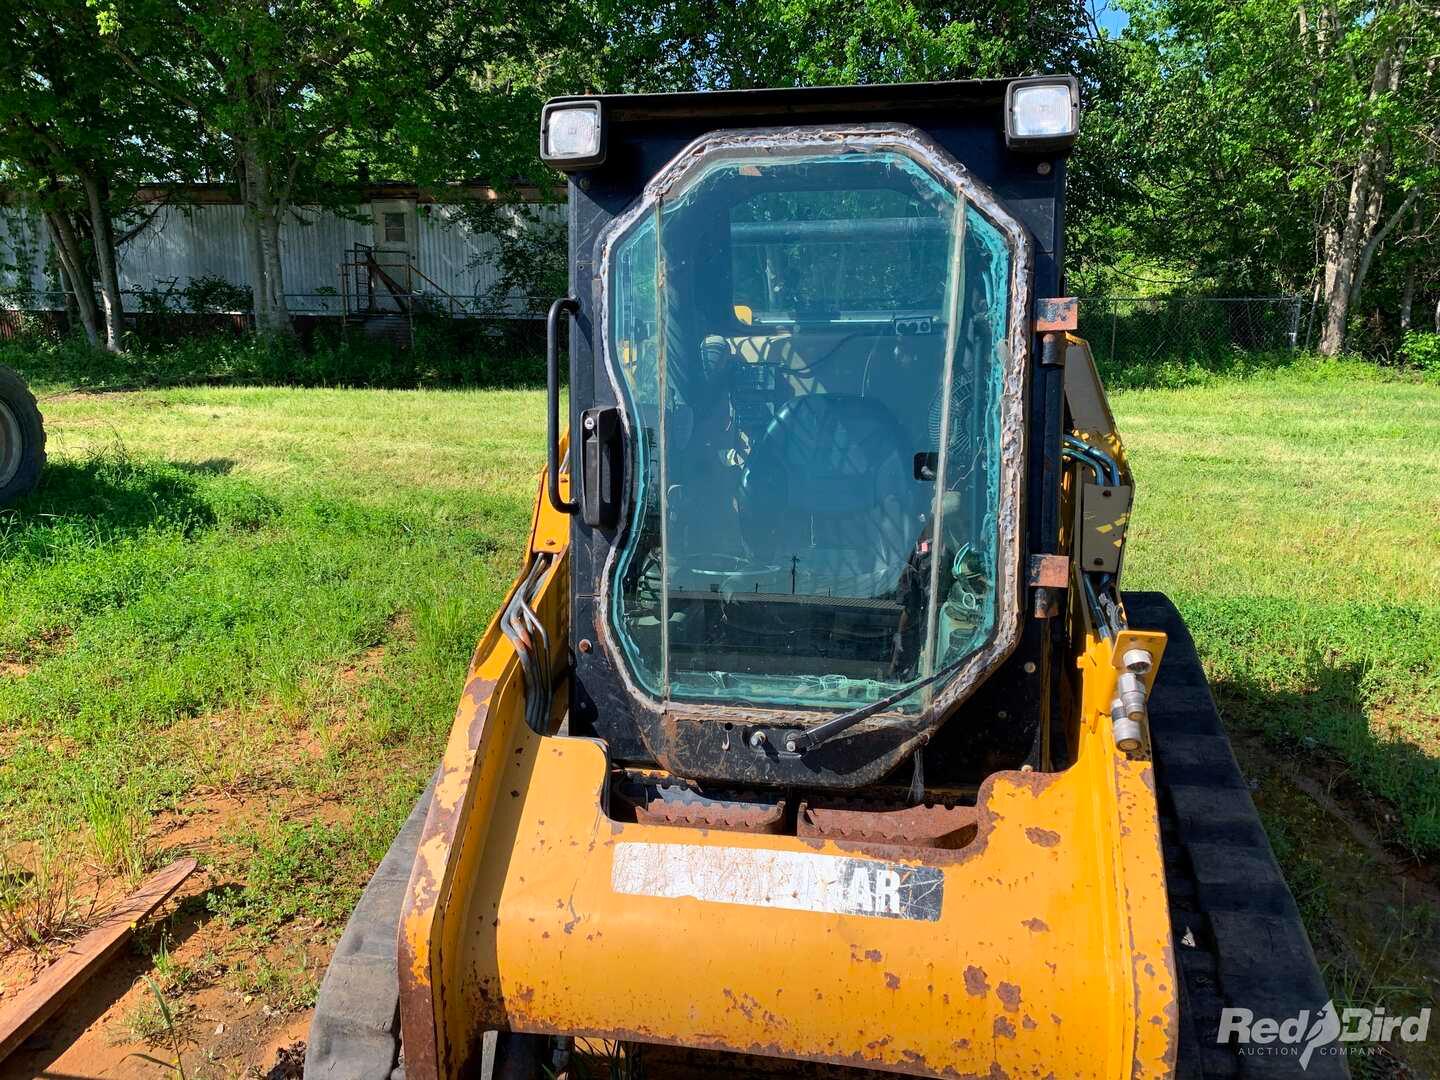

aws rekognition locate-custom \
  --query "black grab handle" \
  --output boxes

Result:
[546,297,580,515]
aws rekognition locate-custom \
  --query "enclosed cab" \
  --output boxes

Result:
[557,79,1081,795]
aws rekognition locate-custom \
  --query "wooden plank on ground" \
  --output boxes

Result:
[0,857,197,1062]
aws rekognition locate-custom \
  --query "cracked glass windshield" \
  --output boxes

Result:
[607,144,1012,710]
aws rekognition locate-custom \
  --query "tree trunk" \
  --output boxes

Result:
[257,205,291,335]
[1349,186,1420,313]
[82,172,126,353]
[43,209,102,348]
[57,261,81,331]
[239,136,269,331]
[1318,40,1400,356]
[239,133,293,337]
[1398,267,1415,332]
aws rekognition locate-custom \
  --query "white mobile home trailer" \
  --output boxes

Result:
[0,184,561,318]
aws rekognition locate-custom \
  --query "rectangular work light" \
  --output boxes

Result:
[1004,76,1080,152]
[540,100,606,170]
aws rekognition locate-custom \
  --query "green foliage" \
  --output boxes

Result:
[455,200,568,317]
[181,276,251,315]
[0,327,544,391]
[1400,331,1440,375]
[580,0,1095,91]
[1075,0,1439,344]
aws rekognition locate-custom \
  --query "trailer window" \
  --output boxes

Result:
[604,144,1014,713]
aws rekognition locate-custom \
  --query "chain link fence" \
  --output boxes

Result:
[1077,296,1317,368]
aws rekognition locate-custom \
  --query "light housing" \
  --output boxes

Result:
[1004,76,1080,152]
[540,100,606,170]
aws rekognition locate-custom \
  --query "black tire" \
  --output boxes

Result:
[0,363,45,506]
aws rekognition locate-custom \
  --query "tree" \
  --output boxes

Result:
[1083,0,1439,353]
[575,0,1097,91]
[96,0,367,335]
[0,1,186,351]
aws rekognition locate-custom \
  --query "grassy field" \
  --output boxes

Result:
[1113,362,1440,854]
[0,354,1437,1072]
[0,384,548,1071]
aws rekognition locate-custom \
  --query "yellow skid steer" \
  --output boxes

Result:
[307,79,1342,1080]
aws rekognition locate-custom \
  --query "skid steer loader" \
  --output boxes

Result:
[307,79,1343,1079]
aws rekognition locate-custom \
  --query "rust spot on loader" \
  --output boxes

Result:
[1021,917,1049,932]
[996,982,1021,1012]
[963,965,989,997]
[993,1016,1017,1039]
[1024,827,1060,847]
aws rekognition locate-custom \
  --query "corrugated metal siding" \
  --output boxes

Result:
[0,207,57,301]
[281,205,372,300]
[118,204,250,294]
[417,204,495,311]
[0,199,556,314]
[417,202,562,314]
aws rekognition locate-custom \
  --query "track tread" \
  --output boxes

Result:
[305,772,436,1080]
[1128,592,1347,1080]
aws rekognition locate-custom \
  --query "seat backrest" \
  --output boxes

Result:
[739,394,919,598]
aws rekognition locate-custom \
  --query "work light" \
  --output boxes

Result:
[1004,76,1080,151]
[540,100,606,169]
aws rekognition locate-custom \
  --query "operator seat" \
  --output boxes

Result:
[739,394,918,599]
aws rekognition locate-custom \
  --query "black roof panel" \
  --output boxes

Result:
[547,79,1012,123]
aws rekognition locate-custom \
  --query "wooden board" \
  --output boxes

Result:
[0,857,197,1062]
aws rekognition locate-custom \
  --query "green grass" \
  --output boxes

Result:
[1113,358,1440,853]
[0,349,1437,998]
[1,383,547,964]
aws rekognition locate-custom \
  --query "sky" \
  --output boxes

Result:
[1095,2,1130,35]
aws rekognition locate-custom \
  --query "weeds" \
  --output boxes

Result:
[238,945,319,1011]
[2,324,545,394]
[124,976,190,1078]
[0,843,97,965]
[82,784,148,882]
[209,787,419,939]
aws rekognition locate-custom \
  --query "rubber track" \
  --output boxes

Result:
[1128,592,1347,1079]
[306,771,436,1080]
[309,597,1344,1078]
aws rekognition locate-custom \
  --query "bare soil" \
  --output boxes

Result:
[0,783,338,1079]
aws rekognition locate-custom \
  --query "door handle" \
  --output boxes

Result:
[547,297,579,515]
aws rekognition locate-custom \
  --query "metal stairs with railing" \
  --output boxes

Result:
[339,244,469,349]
